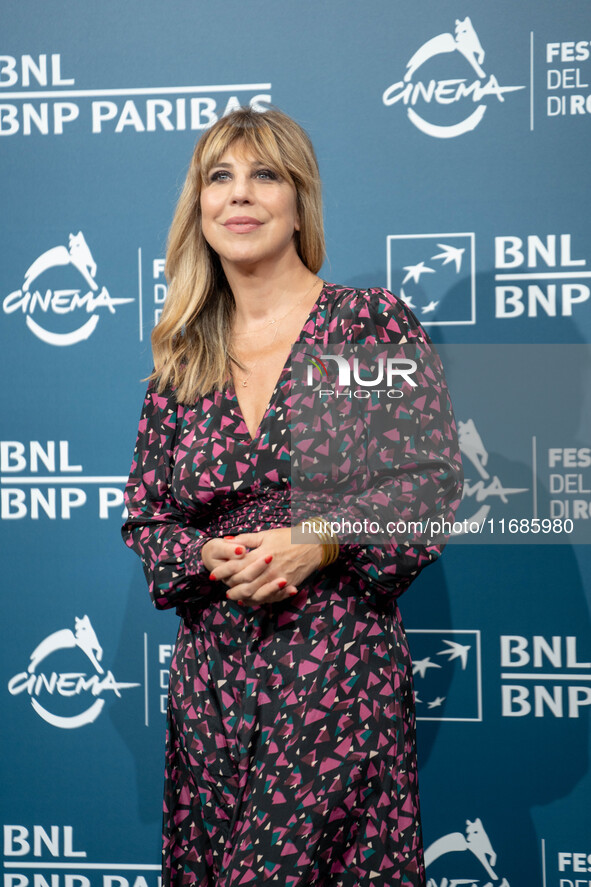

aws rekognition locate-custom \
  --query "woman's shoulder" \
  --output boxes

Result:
[138,375,187,424]
[321,282,430,344]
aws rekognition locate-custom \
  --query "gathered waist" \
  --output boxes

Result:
[196,486,292,539]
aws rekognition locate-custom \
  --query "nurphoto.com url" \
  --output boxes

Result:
[300,516,575,541]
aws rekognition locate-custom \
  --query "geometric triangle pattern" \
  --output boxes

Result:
[163,591,424,885]
[122,283,464,885]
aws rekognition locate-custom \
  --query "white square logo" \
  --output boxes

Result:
[407,629,482,721]
[387,233,476,325]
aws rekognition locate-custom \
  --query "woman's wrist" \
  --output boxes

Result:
[185,536,212,576]
[200,538,215,571]
[296,517,339,569]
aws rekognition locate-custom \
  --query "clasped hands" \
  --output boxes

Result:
[201,526,323,605]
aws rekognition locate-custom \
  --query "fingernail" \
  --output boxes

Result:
[264,555,273,564]
[225,591,230,598]
[237,600,244,607]
[278,580,287,589]
[288,589,298,596]
[209,572,217,581]
[235,546,244,555]
[224,535,235,540]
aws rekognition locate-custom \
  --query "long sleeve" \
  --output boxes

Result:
[293,287,464,598]
[121,383,212,610]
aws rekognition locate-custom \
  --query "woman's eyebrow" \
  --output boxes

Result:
[209,160,269,168]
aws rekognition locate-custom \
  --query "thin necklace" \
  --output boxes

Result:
[231,276,320,387]
[231,276,320,338]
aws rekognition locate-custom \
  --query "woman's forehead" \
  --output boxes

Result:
[202,133,284,173]
[211,143,268,165]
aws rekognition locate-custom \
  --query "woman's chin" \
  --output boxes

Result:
[221,251,283,275]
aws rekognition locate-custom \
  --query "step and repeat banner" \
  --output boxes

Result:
[1,2,590,885]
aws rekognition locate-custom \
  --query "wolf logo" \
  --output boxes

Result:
[23,231,98,293]
[28,615,104,675]
[404,17,486,83]
[425,817,510,886]
[383,17,524,138]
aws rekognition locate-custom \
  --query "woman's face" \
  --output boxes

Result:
[200,143,300,271]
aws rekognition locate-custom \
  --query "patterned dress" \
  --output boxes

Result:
[122,284,463,887]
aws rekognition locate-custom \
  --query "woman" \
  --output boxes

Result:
[122,107,463,886]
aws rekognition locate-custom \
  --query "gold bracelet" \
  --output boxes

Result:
[303,516,339,569]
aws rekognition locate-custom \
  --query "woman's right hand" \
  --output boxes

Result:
[201,537,250,582]
[201,534,299,603]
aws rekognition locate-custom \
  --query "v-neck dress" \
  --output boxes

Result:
[122,283,463,887]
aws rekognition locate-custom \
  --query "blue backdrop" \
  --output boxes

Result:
[2,3,590,885]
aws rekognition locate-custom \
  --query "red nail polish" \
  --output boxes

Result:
[209,572,217,581]
[278,580,287,589]
[264,555,273,564]
[235,546,244,555]
[288,589,298,596]
[237,600,244,607]
[224,535,235,540]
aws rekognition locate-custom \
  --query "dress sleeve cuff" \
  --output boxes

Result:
[184,535,211,577]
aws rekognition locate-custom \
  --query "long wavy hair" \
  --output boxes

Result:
[150,107,325,403]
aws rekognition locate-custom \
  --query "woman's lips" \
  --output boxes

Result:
[223,217,263,233]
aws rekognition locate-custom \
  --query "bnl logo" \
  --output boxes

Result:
[407,629,482,721]
[387,233,476,326]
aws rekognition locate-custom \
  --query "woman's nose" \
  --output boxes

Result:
[230,174,254,204]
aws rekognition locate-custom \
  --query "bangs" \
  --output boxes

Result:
[198,118,295,186]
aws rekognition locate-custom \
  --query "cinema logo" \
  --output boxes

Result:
[2,232,132,345]
[495,233,590,319]
[7,616,140,728]
[425,816,510,887]
[501,635,591,718]
[0,440,127,520]
[0,52,271,135]
[382,17,524,138]
[458,418,527,527]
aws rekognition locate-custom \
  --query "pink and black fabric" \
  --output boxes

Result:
[122,284,463,887]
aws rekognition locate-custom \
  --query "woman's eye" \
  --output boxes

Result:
[209,170,231,183]
[255,168,278,180]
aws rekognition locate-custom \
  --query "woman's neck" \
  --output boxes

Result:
[223,254,318,326]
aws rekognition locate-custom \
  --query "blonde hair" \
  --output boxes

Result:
[150,107,325,402]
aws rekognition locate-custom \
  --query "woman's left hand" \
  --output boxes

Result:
[224,527,323,605]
